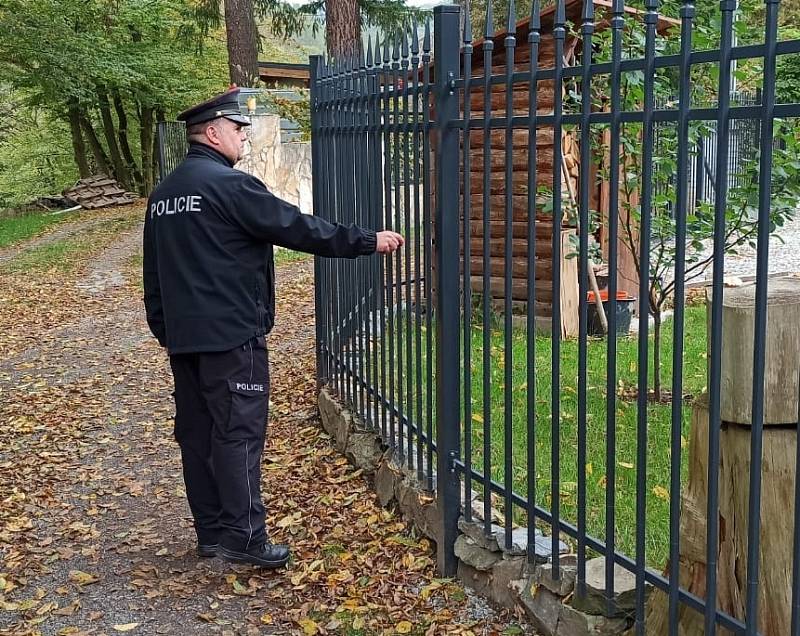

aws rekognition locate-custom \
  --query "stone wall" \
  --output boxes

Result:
[318,388,644,636]
[236,114,312,214]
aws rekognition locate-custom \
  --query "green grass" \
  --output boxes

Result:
[274,247,313,266]
[1,214,140,273]
[0,211,68,248]
[368,303,707,568]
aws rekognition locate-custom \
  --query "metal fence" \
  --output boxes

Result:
[311,1,800,634]
[156,121,187,183]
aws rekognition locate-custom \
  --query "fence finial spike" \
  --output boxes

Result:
[359,41,366,69]
[506,0,516,34]
[484,0,494,38]
[392,29,401,60]
[423,19,431,54]
[411,19,420,55]
[366,34,374,67]
[555,0,566,25]
[583,0,594,21]
[531,0,541,30]
[463,0,472,43]
[401,20,409,59]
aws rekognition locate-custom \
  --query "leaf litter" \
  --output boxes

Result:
[0,203,534,635]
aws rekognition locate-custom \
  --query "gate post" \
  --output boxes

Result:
[310,55,328,390]
[433,4,462,577]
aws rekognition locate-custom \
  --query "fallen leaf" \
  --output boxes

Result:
[112,623,140,632]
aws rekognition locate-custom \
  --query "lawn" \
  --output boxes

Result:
[0,210,69,248]
[360,302,708,568]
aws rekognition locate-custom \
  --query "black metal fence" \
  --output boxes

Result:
[311,1,800,633]
[156,121,187,182]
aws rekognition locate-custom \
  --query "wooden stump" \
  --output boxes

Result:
[647,278,800,634]
[646,397,797,634]
[713,277,800,425]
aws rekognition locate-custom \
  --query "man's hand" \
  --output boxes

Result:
[375,230,405,254]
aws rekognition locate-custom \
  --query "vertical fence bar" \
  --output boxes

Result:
[744,1,779,632]
[550,0,565,578]
[502,0,516,553]
[411,22,425,482]
[481,2,495,535]
[383,37,397,453]
[392,33,405,460]
[635,2,659,633]
[332,59,344,399]
[462,3,474,518]
[705,2,737,633]
[401,27,414,469]
[422,21,435,491]
[576,0,594,602]
[433,3,462,576]
[375,38,389,441]
[311,57,327,393]
[358,48,371,428]
[345,56,356,411]
[605,0,624,615]
[668,2,695,631]
[367,38,382,435]
[525,0,541,567]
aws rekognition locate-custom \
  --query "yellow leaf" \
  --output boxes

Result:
[585,462,593,476]
[352,615,365,629]
[396,621,413,634]
[471,413,483,423]
[652,485,670,501]
[68,570,98,586]
[298,618,319,635]
[261,613,274,625]
[618,461,634,469]
[112,623,140,632]
[681,435,688,449]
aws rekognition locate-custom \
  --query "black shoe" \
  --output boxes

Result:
[197,543,219,558]
[217,543,290,568]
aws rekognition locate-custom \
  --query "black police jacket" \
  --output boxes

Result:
[143,143,377,354]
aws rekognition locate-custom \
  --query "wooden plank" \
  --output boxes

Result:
[468,256,554,280]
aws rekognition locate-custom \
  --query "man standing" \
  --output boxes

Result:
[143,88,403,568]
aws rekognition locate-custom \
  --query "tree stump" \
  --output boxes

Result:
[714,278,800,425]
[647,278,800,634]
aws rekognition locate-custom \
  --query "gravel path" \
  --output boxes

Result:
[0,207,530,636]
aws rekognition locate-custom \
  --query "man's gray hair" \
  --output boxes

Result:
[186,118,222,143]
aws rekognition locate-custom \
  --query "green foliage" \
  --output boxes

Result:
[0,98,77,208]
[263,91,312,141]
[0,0,229,204]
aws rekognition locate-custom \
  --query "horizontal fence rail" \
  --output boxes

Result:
[311,1,800,634]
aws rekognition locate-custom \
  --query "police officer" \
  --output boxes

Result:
[143,88,403,568]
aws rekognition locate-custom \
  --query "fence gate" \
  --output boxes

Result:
[311,1,800,634]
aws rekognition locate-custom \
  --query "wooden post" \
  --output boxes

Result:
[646,277,800,634]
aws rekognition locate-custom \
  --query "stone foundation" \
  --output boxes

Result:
[318,388,642,635]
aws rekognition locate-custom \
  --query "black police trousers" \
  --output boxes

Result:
[169,335,269,551]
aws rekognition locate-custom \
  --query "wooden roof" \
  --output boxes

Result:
[470,0,679,57]
[258,62,310,88]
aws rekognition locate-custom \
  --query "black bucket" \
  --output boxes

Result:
[587,293,635,337]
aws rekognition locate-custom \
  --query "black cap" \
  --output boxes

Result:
[177,88,251,127]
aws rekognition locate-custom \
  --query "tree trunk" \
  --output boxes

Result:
[139,105,155,195]
[67,103,91,179]
[325,0,361,60]
[97,88,130,188]
[224,0,260,87]
[652,308,662,401]
[112,91,143,193]
[78,111,111,176]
